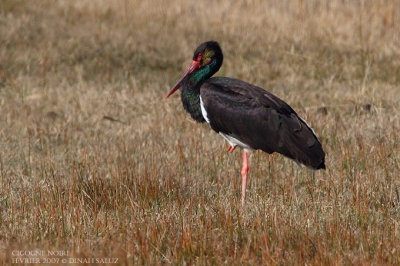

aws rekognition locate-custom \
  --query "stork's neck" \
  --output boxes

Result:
[180,60,219,123]
[190,60,218,84]
[180,81,205,123]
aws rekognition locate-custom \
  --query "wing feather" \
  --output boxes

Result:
[200,77,325,169]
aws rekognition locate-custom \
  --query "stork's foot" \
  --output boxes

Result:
[226,145,236,153]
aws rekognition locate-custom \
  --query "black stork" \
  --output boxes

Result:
[167,41,325,206]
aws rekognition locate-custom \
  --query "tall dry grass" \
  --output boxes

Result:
[0,0,399,264]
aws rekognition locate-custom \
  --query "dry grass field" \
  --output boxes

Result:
[1,0,400,264]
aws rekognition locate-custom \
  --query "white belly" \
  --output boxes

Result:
[199,96,210,123]
[219,132,251,153]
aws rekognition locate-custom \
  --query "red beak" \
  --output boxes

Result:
[166,60,200,98]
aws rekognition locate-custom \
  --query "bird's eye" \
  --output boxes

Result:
[196,53,203,62]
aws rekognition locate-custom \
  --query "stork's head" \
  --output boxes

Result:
[167,41,223,98]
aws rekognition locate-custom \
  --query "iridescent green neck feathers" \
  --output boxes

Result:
[189,60,217,85]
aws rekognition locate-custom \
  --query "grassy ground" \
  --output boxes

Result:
[0,0,399,264]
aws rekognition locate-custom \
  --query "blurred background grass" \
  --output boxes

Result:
[0,0,399,264]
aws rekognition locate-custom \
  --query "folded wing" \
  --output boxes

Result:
[200,77,325,169]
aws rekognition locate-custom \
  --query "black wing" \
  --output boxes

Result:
[200,77,325,169]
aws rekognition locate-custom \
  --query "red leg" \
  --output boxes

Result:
[241,151,249,206]
[226,145,236,153]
